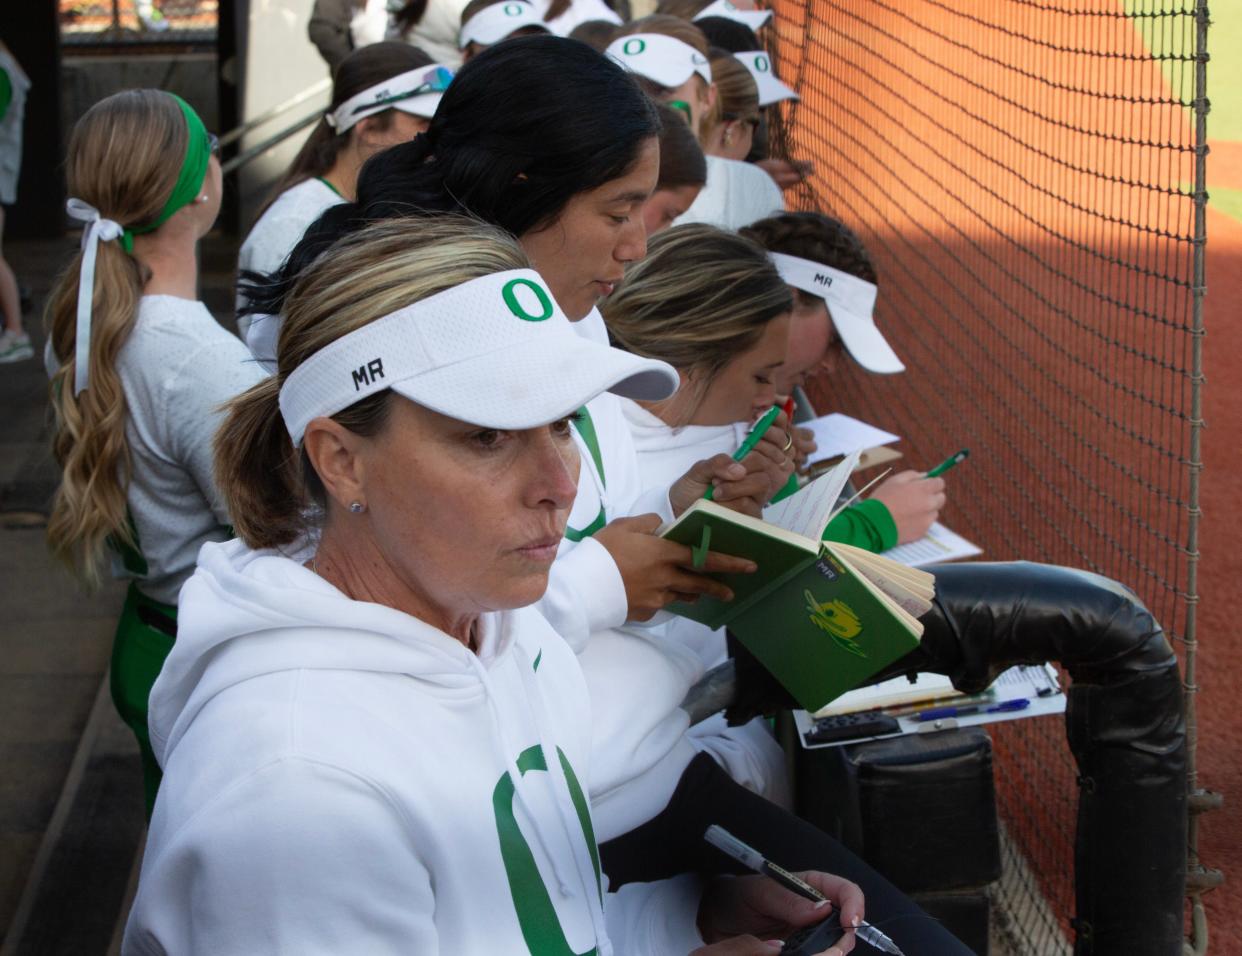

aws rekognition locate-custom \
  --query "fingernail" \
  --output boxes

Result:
[813,898,830,909]
[827,948,843,956]
[851,915,860,927]
[763,942,784,949]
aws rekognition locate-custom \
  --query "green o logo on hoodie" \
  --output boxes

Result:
[493,745,601,955]
[504,3,525,15]
[754,55,770,72]
[503,278,555,322]
[622,38,646,56]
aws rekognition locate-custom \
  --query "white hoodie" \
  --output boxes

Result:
[123,539,704,955]
[620,398,791,809]
[538,309,704,842]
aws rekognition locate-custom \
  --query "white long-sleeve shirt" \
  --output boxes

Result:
[537,310,704,841]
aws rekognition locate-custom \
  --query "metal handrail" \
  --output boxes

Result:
[220,108,324,177]
[217,77,331,149]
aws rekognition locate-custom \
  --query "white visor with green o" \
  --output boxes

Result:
[738,51,798,106]
[606,34,713,89]
[769,252,904,374]
[460,1,550,48]
[278,269,679,445]
[693,0,772,31]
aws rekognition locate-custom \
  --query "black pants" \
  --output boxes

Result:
[601,753,974,955]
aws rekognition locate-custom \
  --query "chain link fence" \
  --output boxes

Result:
[766,0,1207,951]
[59,0,218,45]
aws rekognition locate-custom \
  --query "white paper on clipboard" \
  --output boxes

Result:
[795,663,1066,749]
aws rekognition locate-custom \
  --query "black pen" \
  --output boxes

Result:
[703,825,905,955]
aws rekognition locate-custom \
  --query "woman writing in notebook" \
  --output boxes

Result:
[740,212,948,548]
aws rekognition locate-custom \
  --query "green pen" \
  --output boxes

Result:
[926,448,969,478]
[705,404,783,501]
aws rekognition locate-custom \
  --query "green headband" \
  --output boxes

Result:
[122,93,211,252]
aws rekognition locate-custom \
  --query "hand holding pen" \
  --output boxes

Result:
[704,826,905,955]
[691,866,866,956]
[674,405,793,517]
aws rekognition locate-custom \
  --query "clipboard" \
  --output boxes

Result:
[794,664,1067,750]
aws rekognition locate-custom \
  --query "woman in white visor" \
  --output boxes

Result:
[741,211,949,548]
[246,39,976,956]
[459,0,552,60]
[606,17,784,229]
[238,43,452,361]
[122,215,864,956]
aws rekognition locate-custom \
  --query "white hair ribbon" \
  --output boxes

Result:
[66,198,126,396]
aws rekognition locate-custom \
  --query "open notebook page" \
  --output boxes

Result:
[763,448,862,540]
[804,414,900,467]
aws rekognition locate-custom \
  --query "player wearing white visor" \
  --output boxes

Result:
[124,216,868,956]
[459,0,552,60]
[238,46,454,364]
[766,251,903,374]
[691,0,772,31]
[737,50,798,107]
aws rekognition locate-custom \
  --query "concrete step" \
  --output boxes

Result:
[0,680,145,956]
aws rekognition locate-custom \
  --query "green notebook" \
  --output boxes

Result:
[659,455,935,712]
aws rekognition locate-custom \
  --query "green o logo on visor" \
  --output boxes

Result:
[755,55,771,72]
[504,3,524,14]
[503,278,555,322]
[622,38,646,55]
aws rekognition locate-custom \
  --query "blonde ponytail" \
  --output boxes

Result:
[45,90,187,586]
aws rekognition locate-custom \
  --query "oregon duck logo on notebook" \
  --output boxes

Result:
[804,589,865,656]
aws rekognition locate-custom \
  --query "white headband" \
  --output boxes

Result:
[65,198,126,396]
[769,252,905,374]
[278,269,679,445]
[606,34,713,89]
[325,65,453,134]
[693,0,772,30]
[459,1,550,48]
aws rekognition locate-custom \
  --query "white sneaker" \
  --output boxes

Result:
[0,330,34,363]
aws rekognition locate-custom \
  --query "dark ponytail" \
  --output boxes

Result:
[653,102,706,189]
[255,42,434,221]
[544,0,572,22]
[393,0,430,35]
[242,36,660,319]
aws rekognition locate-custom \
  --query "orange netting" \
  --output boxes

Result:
[768,1,1204,950]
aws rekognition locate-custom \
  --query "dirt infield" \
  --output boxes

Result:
[770,0,1236,945]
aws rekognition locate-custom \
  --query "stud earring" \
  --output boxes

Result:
[349,501,366,514]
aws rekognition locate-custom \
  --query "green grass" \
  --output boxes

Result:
[1208,4,1242,142]
[1208,185,1242,224]
[1124,0,1241,142]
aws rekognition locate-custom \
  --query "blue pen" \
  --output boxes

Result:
[914,698,1030,722]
